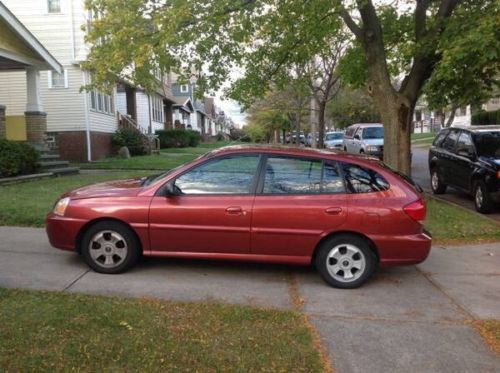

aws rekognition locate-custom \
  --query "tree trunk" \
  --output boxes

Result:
[295,115,301,147]
[317,100,326,148]
[378,98,414,176]
[444,106,458,127]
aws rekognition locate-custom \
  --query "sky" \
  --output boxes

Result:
[214,97,247,128]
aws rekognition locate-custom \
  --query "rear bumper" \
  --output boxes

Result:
[46,213,87,251]
[374,230,432,267]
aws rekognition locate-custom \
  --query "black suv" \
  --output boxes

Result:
[428,125,500,213]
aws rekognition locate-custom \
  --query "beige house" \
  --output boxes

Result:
[0,2,62,146]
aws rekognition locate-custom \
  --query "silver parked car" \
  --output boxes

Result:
[324,131,344,149]
[343,123,384,158]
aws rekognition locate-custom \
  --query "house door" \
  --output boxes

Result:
[125,86,137,120]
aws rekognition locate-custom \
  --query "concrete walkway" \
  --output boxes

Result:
[0,226,499,372]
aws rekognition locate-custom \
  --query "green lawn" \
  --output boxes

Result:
[425,197,500,244]
[0,288,322,372]
[74,141,245,170]
[411,133,436,147]
[0,171,151,227]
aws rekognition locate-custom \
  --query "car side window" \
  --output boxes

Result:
[441,130,459,152]
[341,163,390,193]
[345,127,356,137]
[456,132,475,156]
[174,155,259,194]
[263,157,322,194]
[354,127,363,139]
[323,162,346,193]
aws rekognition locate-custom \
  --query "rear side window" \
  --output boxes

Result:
[341,163,389,193]
[345,126,356,137]
[262,157,345,194]
[441,130,459,152]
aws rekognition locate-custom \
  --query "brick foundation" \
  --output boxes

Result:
[0,105,5,139]
[25,111,47,146]
[56,131,113,162]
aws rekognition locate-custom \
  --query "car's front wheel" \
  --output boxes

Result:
[431,169,447,194]
[474,180,494,214]
[315,234,377,289]
[81,221,140,274]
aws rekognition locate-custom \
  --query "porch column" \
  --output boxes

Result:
[25,68,47,146]
[0,105,5,139]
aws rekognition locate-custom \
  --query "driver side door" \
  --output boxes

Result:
[149,154,261,253]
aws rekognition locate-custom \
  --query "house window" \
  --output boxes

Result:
[180,84,189,93]
[151,95,164,123]
[48,0,61,13]
[90,88,114,115]
[48,70,68,89]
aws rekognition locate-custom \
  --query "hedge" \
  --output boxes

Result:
[471,109,500,126]
[155,129,201,148]
[111,128,147,156]
[0,139,40,177]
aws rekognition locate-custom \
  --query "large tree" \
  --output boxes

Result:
[84,0,500,174]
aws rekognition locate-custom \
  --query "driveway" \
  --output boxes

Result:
[0,226,499,372]
[411,145,500,221]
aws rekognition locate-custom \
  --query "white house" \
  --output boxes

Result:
[0,0,177,161]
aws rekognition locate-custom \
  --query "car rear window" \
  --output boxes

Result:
[341,163,389,193]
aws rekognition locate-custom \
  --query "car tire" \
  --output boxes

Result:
[474,180,493,214]
[430,169,447,194]
[315,234,377,289]
[360,149,364,154]
[81,221,140,274]
[343,146,347,152]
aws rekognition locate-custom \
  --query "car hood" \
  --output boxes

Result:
[478,156,500,170]
[362,139,384,146]
[64,178,144,200]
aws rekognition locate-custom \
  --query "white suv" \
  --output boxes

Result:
[343,123,384,158]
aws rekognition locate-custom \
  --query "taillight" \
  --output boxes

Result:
[403,199,426,223]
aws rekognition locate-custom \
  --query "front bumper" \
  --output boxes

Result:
[46,213,87,251]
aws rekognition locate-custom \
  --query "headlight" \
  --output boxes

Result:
[366,146,379,152]
[53,197,70,216]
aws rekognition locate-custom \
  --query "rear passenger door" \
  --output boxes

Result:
[251,155,347,258]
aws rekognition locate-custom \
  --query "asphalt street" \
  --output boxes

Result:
[411,145,500,221]
[0,226,499,372]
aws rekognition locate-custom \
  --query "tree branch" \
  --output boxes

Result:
[340,8,363,41]
[415,0,429,41]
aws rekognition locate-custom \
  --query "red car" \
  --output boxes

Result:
[46,145,431,288]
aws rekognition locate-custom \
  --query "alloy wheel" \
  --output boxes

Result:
[88,230,128,268]
[326,244,366,283]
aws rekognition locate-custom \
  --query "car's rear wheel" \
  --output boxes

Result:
[81,221,140,274]
[431,169,447,194]
[315,234,377,289]
[474,181,493,214]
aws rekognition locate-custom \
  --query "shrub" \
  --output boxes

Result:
[156,129,201,148]
[0,139,40,177]
[472,109,500,125]
[112,128,146,156]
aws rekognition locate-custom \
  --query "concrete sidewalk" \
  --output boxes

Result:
[0,226,499,372]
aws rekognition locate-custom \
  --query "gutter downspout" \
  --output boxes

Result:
[82,71,92,161]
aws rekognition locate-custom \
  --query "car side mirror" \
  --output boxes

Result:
[354,135,360,140]
[164,181,180,197]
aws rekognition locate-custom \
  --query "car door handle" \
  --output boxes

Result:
[325,207,343,215]
[226,206,244,215]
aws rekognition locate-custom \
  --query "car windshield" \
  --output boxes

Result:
[473,131,500,158]
[326,133,343,141]
[363,127,384,139]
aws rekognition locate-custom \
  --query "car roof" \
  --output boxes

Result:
[450,125,500,133]
[205,144,381,164]
[348,123,383,128]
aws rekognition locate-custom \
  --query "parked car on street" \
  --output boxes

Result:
[429,125,500,213]
[343,123,384,158]
[324,131,344,149]
[47,145,431,288]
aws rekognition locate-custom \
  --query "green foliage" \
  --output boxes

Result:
[0,139,39,177]
[424,1,500,110]
[111,128,146,156]
[155,129,201,148]
[471,109,500,126]
[327,87,380,128]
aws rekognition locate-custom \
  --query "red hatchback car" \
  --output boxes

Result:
[46,145,431,288]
